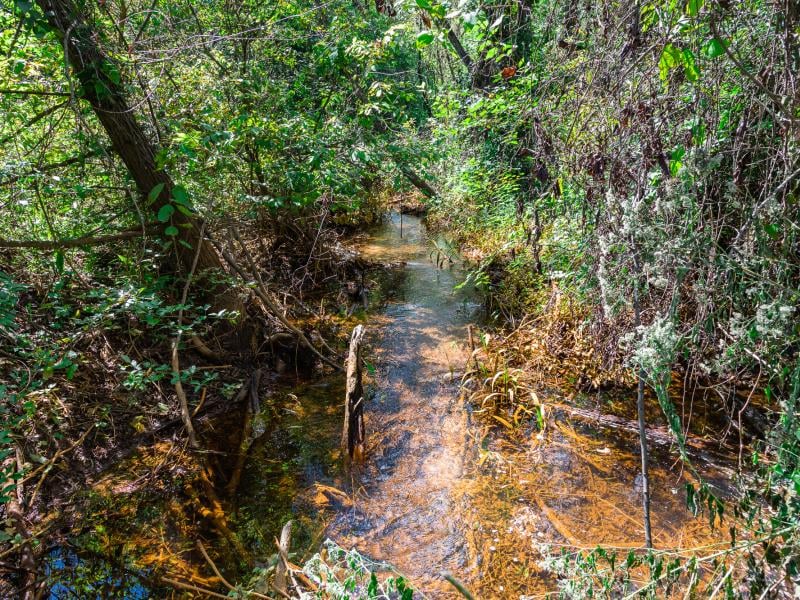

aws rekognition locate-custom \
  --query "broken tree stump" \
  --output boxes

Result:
[342,325,365,461]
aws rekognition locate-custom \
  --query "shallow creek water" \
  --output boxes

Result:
[42,212,735,598]
[240,212,479,594]
[238,213,731,598]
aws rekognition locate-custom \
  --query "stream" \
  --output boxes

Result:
[42,212,735,598]
[238,212,731,598]
[240,212,479,595]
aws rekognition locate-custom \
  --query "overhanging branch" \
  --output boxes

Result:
[400,167,439,198]
[0,225,158,249]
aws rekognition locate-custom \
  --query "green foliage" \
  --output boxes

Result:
[298,539,415,599]
[2,0,800,595]
[419,0,800,594]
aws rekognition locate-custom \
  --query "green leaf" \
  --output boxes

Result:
[660,44,682,69]
[367,572,379,597]
[682,48,700,82]
[54,251,64,274]
[658,43,682,81]
[176,204,194,217]
[414,0,432,10]
[705,37,726,59]
[13,1,33,14]
[171,184,190,205]
[164,225,179,236]
[669,146,685,176]
[690,119,706,145]
[107,65,121,85]
[157,204,175,222]
[764,223,781,240]
[685,0,704,16]
[416,31,434,47]
[148,183,165,204]
[686,482,697,514]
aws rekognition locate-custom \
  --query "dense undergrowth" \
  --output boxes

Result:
[1,0,799,597]
[421,0,800,596]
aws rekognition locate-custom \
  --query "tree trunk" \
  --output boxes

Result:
[35,0,249,350]
[419,11,473,76]
[37,0,214,272]
[446,27,473,72]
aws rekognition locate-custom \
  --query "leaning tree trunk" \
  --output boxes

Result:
[35,0,249,350]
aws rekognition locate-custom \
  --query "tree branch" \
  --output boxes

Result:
[0,88,72,97]
[400,166,439,197]
[0,225,158,249]
[1,150,105,186]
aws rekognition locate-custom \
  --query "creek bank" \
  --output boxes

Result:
[28,211,392,597]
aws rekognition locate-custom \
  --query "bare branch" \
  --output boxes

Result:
[0,225,158,249]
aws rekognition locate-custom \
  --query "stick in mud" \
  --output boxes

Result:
[342,325,366,461]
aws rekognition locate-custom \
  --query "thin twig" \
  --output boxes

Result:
[443,572,475,599]
[172,223,207,449]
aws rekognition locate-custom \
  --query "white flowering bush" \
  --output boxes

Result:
[629,316,679,377]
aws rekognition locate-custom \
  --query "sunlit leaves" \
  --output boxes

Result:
[681,48,699,82]
[685,0,704,16]
[416,31,435,47]
[659,44,700,83]
[658,43,683,80]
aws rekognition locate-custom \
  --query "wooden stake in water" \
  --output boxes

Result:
[342,325,366,462]
[400,210,403,238]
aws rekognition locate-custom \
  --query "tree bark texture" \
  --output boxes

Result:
[34,0,221,274]
[34,0,249,350]
[342,325,366,461]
